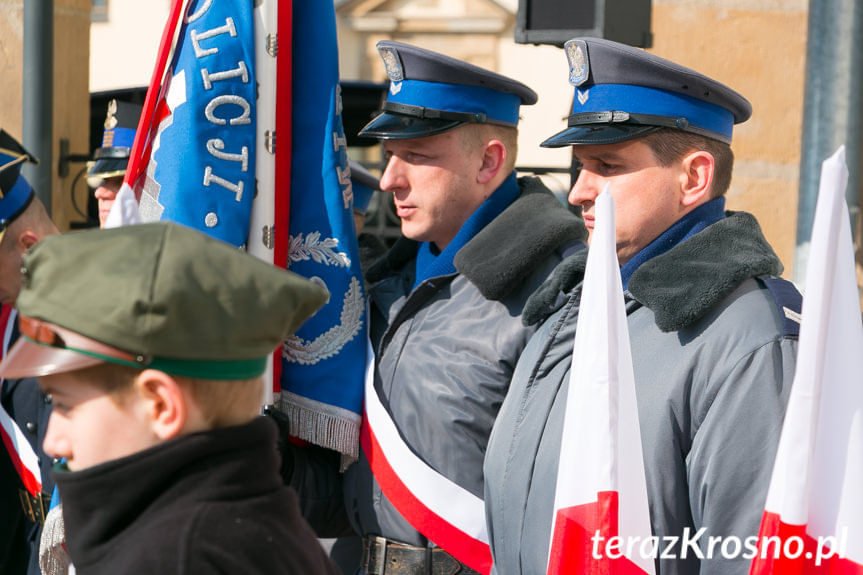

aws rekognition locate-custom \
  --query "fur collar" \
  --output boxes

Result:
[366,177,586,301]
[523,211,782,331]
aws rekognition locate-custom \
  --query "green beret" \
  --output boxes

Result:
[12,222,328,379]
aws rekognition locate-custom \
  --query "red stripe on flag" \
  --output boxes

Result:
[360,413,492,574]
[0,423,41,497]
[272,0,292,394]
[750,511,863,575]
[548,491,648,575]
[124,0,185,193]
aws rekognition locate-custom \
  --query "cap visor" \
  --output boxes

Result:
[357,113,464,140]
[0,337,104,379]
[87,157,128,179]
[541,124,661,148]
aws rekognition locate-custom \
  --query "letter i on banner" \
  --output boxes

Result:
[546,186,655,575]
[749,146,863,574]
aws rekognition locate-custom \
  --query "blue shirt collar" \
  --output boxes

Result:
[620,197,726,289]
[414,173,520,289]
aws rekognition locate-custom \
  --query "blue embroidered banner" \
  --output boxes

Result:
[137,0,257,248]
[279,0,366,459]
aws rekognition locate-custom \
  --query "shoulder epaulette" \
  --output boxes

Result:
[759,277,803,337]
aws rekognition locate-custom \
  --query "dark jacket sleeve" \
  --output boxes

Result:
[265,408,355,537]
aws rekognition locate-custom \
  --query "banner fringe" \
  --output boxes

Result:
[278,393,360,470]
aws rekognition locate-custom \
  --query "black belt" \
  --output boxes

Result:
[362,535,480,575]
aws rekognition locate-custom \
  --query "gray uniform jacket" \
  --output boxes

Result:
[292,177,586,546]
[484,212,800,575]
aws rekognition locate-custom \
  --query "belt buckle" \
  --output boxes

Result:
[363,535,388,575]
[18,489,49,525]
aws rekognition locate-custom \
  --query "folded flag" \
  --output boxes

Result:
[276,0,366,461]
[547,188,655,575]
[749,146,863,574]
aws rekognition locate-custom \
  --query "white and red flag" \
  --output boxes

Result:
[749,146,863,574]
[546,188,655,575]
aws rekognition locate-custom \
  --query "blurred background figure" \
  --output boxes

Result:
[348,159,388,273]
[87,99,141,228]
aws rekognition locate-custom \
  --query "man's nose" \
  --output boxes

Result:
[379,156,405,193]
[568,169,601,207]
[94,185,117,201]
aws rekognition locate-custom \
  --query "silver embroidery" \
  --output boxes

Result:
[289,232,351,267]
[282,276,364,365]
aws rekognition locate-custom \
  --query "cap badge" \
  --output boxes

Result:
[104,99,119,130]
[566,40,589,87]
[379,46,404,83]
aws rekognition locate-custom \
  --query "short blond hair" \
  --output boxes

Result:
[459,123,519,173]
[71,363,263,428]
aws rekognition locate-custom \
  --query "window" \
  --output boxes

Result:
[92,0,108,23]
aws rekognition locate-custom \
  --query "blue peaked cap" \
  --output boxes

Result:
[88,99,142,186]
[542,38,752,147]
[359,41,537,139]
[0,130,37,234]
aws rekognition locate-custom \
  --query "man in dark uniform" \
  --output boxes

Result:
[0,130,59,575]
[483,38,801,574]
[287,41,586,574]
[87,99,141,228]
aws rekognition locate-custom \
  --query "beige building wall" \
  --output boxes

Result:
[0,0,92,232]
[650,0,808,279]
[89,0,172,91]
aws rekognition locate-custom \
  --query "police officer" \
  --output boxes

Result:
[483,38,800,574]
[0,130,59,575]
[87,99,141,227]
[287,41,585,574]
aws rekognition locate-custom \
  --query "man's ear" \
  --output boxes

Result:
[679,150,715,208]
[477,139,507,185]
[133,370,188,440]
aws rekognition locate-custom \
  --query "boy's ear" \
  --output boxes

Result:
[133,370,188,440]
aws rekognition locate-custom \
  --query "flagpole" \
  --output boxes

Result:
[123,0,186,191]
[271,0,292,397]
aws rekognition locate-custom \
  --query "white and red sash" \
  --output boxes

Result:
[359,342,492,574]
[0,306,43,497]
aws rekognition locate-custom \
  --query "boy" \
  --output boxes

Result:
[0,222,340,575]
